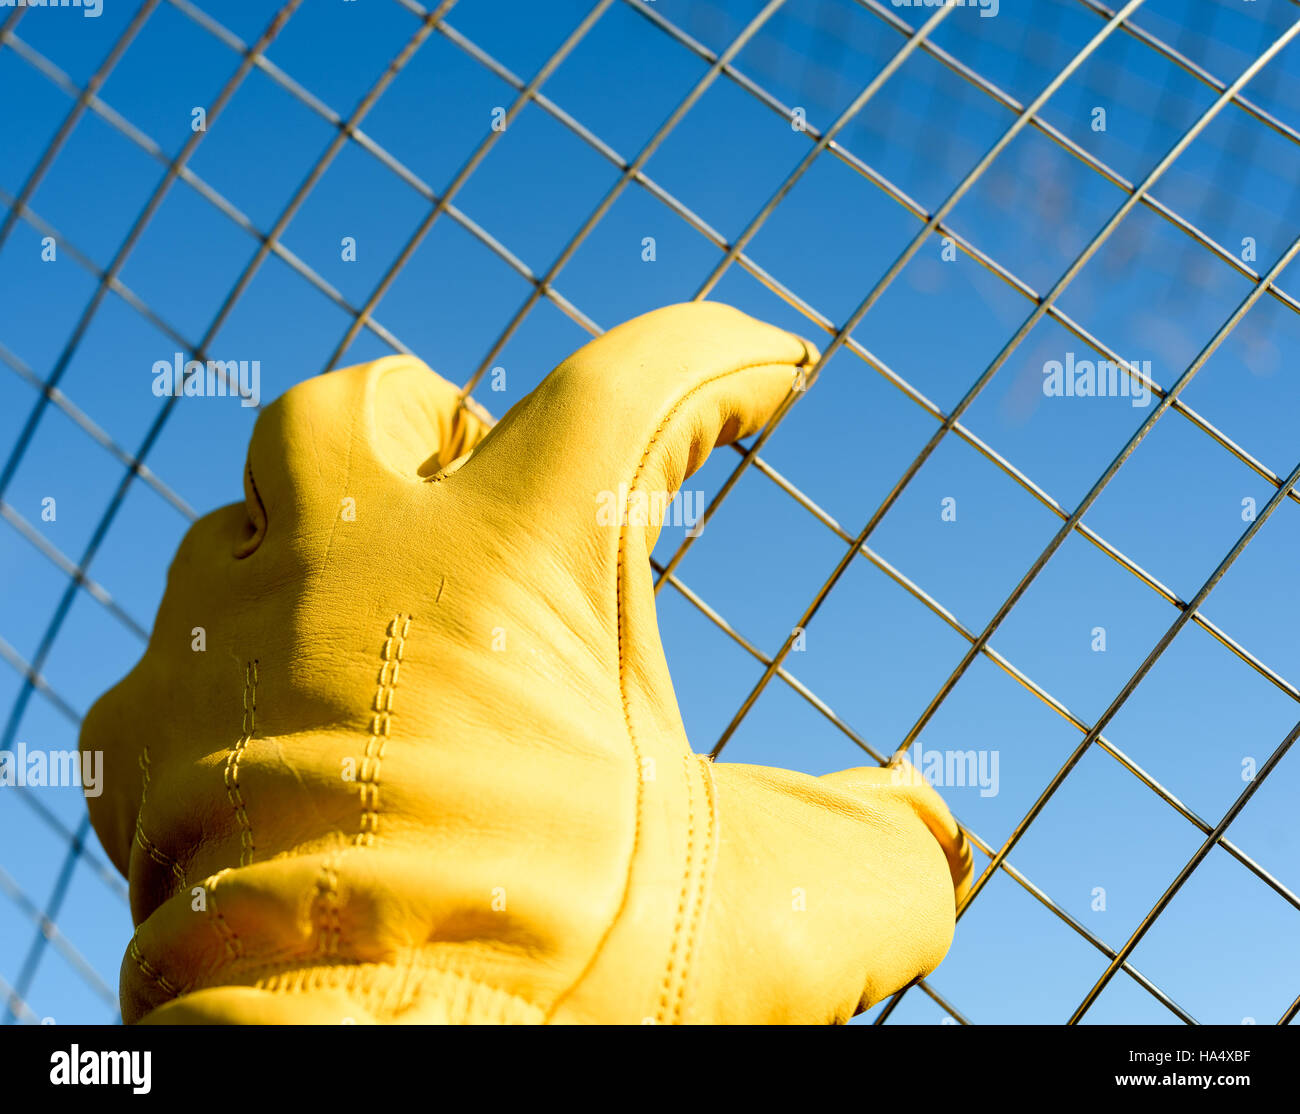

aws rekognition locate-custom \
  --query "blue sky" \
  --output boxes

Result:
[2,0,1299,1025]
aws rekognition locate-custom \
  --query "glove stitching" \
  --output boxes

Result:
[131,876,545,1017]
[553,473,649,1022]
[673,755,718,1025]
[203,869,242,962]
[657,752,696,1023]
[223,660,258,867]
[356,615,409,847]
[135,748,187,889]
[547,356,804,1023]
[128,932,183,999]
[251,958,544,1023]
[314,853,344,958]
[125,879,242,1011]
[227,953,536,1006]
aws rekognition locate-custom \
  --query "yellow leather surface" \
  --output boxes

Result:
[81,302,972,1024]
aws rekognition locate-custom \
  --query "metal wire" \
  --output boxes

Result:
[2,0,1298,1026]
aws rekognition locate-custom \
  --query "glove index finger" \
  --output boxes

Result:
[453,301,817,554]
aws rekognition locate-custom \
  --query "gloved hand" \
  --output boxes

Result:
[81,302,972,1025]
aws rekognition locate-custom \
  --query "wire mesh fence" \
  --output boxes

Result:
[2,0,1299,1024]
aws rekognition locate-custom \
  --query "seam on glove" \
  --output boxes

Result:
[548,467,649,1022]
[132,947,543,1022]
[314,851,345,958]
[301,846,548,1017]
[214,952,544,1020]
[547,356,805,1023]
[673,755,718,1024]
[251,957,544,1023]
[135,748,186,888]
[223,660,258,867]
[203,869,242,962]
[356,614,410,848]
[657,752,697,1023]
[129,931,183,999]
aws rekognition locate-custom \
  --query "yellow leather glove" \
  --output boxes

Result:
[81,302,972,1025]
